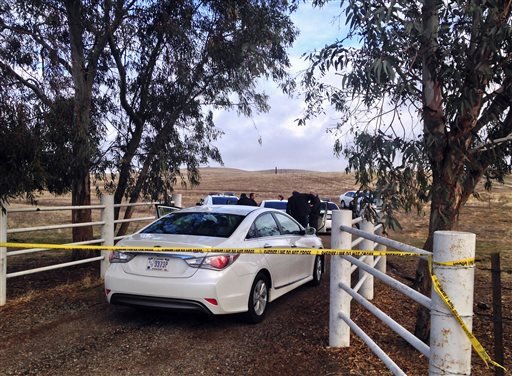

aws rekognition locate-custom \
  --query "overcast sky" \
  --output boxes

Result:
[208,2,348,172]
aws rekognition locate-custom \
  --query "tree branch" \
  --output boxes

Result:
[0,61,51,107]
[3,24,72,74]
[475,77,512,133]
[471,132,512,153]
[471,104,512,154]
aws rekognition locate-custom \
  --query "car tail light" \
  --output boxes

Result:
[185,254,239,270]
[209,255,230,269]
[109,251,136,263]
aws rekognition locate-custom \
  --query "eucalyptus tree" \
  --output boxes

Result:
[104,0,297,235]
[0,0,128,247]
[302,0,512,339]
[1,0,297,243]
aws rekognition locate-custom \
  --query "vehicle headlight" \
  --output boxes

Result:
[109,251,136,263]
[185,254,240,270]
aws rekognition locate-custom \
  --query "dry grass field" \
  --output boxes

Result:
[175,168,512,269]
[2,168,511,375]
[6,166,511,274]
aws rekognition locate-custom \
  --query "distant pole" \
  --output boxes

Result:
[491,253,504,376]
[0,201,7,306]
[275,166,277,174]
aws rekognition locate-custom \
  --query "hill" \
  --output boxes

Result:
[174,168,357,207]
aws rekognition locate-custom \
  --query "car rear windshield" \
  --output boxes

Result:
[327,202,339,210]
[141,212,245,238]
[263,201,287,210]
[212,196,238,205]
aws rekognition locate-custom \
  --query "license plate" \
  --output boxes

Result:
[146,257,170,271]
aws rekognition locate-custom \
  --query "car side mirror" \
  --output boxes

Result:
[305,227,316,236]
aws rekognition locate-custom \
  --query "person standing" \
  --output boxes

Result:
[308,191,321,230]
[249,192,258,206]
[237,193,254,206]
[286,191,310,228]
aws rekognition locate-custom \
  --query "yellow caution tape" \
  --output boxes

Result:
[0,242,419,257]
[433,257,475,267]
[428,257,506,372]
[0,241,505,371]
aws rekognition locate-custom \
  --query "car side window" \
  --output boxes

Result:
[247,213,280,239]
[274,213,302,235]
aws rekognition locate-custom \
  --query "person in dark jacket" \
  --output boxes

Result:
[248,192,258,206]
[237,193,254,206]
[286,191,310,228]
[308,191,321,230]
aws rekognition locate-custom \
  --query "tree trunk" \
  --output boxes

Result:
[414,135,475,339]
[69,72,94,259]
[415,0,444,342]
[414,172,462,340]
[65,0,95,259]
[116,161,153,237]
[70,96,93,259]
[71,170,93,260]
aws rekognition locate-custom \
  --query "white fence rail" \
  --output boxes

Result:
[330,209,476,375]
[0,194,183,306]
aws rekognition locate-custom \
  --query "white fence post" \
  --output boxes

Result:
[172,193,182,207]
[329,209,353,347]
[359,219,375,300]
[100,195,114,279]
[375,224,387,273]
[429,230,476,375]
[0,202,7,306]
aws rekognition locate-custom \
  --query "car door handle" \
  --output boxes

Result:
[263,243,272,248]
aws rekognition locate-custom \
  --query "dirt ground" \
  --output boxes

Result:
[2,169,510,375]
[1,233,509,376]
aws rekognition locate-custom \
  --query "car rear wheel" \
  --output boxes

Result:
[246,273,269,323]
[310,256,323,286]
[340,201,346,208]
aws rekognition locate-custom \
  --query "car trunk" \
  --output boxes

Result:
[117,233,226,278]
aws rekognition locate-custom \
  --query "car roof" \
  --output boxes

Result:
[180,204,261,215]
[260,199,288,203]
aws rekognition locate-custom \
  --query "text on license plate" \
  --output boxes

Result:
[147,257,170,271]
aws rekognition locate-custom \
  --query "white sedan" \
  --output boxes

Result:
[339,190,356,208]
[105,205,324,323]
[259,199,288,211]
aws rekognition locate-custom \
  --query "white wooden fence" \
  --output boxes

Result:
[330,209,476,375]
[0,194,184,306]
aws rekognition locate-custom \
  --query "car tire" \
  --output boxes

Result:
[310,256,323,286]
[246,273,270,324]
[340,201,346,208]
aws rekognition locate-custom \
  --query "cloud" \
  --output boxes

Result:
[207,3,348,172]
